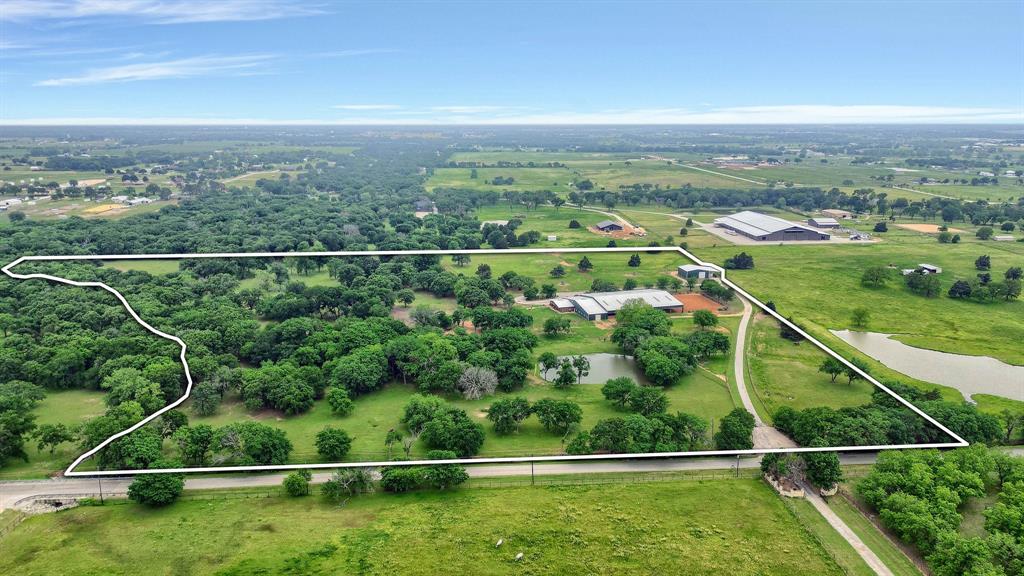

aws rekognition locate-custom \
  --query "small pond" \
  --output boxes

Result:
[539,353,649,385]
[830,330,1024,402]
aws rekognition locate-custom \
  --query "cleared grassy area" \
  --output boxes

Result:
[0,479,846,575]
[747,314,875,422]
[0,389,106,479]
[442,250,689,292]
[0,197,177,224]
[827,494,923,576]
[474,204,650,247]
[102,259,181,275]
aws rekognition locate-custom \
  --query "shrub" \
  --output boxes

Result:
[326,387,354,415]
[283,470,312,496]
[380,465,422,493]
[127,460,185,506]
[315,427,353,461]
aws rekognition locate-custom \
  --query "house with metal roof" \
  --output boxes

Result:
[714,210,830,241]
[567,289,683,320]
[595,220,624,232]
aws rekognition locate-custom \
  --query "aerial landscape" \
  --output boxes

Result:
[1,1,1023,575]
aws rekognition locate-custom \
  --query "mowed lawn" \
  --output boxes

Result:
[0,480,849,576]
[0,389,106,479]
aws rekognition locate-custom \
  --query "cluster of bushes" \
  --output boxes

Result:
[401,395,485,457]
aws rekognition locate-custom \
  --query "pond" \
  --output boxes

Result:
[830,330,1024,403]
[539,353,649,385]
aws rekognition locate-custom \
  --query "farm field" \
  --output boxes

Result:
[0,479,849,576]
[0,197,176,224]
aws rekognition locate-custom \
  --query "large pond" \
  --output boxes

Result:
[830,330,1024,402]
[540,353,649,385]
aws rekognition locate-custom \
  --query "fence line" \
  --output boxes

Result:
[0,511,28,539]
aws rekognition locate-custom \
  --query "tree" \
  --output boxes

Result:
[457,366,498,400]
[422,450,469,490]
[540,283,557,298]
[714,409,755,450]
[803,451,842,490]
[692,309,717,330]
[213,421,292,465]
[975,255,991,270]
[1006,267,1022,281]
[724,252,754,270]
[976,227,994,240]
[602,377,638,408]
[861,266,890,288]
[553,359,576,389]
[419,406,485,457]
[8,211,26,223]
[635,336,695,386]
[571,355,591,384]
[101,368,165,414]
[191,380,221,416]
[127,460,185,506]
[486,397,532,434]
[844,357,869,385]
[543,317,571,336]
[538,351,559,379]
[550,265,566,278]
[873,221,888,233]
[322,468,374,503]
[628,386,669,416]
[568,219,581,229]
[818,357,845,383]
[315,426,353,461]
[396,288,415,307]
[34,423,74,454]
[283,469,312,496]
[906,270,941,297]
[628,254,641,267]
[948,280,972,299]
[326,387,354,415]
[937,231,953,243]
[379,465,422,493]
[452,253,471,267]
[172,424,214,466]
[533,398,582,435]
[577,256,593,272]
[328,345,388,395]
[850,307,870,328]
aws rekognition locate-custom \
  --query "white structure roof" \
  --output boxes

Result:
[571,289,680,315]
[808,217,839,226]
[678,264,717,273]
[550,298,573,308]
[714,210,819,236]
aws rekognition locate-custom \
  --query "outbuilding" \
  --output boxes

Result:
[807,217,840,228]
[714,210,830,241]
[677,264,719,280]
[548,298,575,313]
[595,220,624,232]
[567,289,682,320]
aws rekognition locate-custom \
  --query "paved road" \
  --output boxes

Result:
[801,480,894,576]
[0,453,885,511]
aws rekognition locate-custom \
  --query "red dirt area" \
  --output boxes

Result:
[673,293,722,312]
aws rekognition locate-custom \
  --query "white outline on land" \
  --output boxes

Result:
[1,247,967,476]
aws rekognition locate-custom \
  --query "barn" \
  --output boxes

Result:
[714,211,830,241]
[567,289,682,320]
[677,264,719,280]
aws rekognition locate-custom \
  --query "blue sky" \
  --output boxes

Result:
[1,0,1022,124]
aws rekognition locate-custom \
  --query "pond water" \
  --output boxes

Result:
[830,330,1024,402]
[539,353,649,385]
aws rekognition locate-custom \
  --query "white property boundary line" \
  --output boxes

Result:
[1,247,967,476]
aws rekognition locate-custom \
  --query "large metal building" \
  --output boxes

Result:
[565,289,683,321]
[714,211,830,241]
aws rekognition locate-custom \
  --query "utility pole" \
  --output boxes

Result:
[531,460,535,486]
[98,477,104,505]
[735,455,740,478]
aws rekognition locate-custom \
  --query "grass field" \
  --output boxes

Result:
[0,390,106,479]
[746,314,875,422]
[0,197,176,224]
[0,479,849,575]
[782,497,876,576]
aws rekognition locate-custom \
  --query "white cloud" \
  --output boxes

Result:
[313,49,400,58]
[5,105,1022,125]
[34,54,274,86]
[1,1,323,24]
[332,104,402,111]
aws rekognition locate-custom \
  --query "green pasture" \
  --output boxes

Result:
[0,479,847,575]
[0,389,106,480]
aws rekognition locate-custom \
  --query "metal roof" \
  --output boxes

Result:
[550,298,574,308]
[714,210,820,236]
[808,217,840,225]
[571,289,680,315]
[678,264,717,272]
[595,220,621,229]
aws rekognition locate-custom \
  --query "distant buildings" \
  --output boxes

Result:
[550,289,683,321]
[714,210,830,241]
[994,235,1015,242]
[821,209,854,220]
[902,263,942,275]
[677,264,719,280]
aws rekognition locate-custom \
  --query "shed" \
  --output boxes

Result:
[677,264,719,280]
[807,217,840,228]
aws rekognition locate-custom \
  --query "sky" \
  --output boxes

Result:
[0,0,1022,125]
